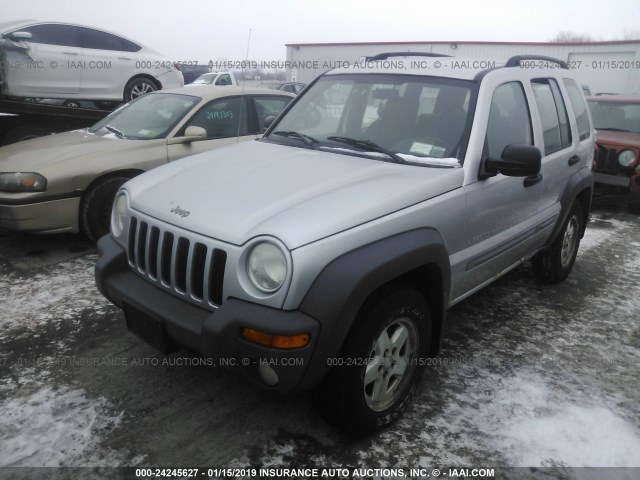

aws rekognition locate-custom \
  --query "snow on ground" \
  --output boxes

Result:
[579,215,632,252]
[0,210,638,472]
[0,386,124,467]
[0,251,122,467]
[0,255,110,343]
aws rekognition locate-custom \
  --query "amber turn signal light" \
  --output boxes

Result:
[242,328,309,349]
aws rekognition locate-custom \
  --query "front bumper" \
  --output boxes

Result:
[0,196,80,233]
[95,235,320,393]
[592,172,640,206]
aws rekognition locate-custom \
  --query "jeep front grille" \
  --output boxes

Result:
[595,146,622,174]
[127,215,227,308]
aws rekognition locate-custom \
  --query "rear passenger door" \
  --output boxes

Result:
[530,77,580,214]
[78,27,139,96]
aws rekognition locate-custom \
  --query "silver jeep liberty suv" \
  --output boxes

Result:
[96,53,594,436]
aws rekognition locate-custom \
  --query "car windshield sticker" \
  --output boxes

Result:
[409,142,433,156]
[206,111,234,120]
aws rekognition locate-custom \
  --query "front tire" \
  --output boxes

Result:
[312,285,431,437]
[532,202,584,283]
[80,176,130,242]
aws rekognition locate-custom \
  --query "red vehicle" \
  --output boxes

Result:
[587,95,640,212]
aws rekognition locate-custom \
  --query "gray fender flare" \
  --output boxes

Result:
[548,167,594,245]
[296,228,450,391]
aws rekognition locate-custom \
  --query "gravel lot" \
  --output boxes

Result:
[0,207,639,479]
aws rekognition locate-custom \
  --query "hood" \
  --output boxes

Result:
[125,141,464,249]
[0,130,159,172]
[595,130,640,150]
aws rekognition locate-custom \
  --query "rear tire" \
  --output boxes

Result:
[532,202,584,283]
[312,285,431,437]
[124,77,158,101]
[80,176,130,242]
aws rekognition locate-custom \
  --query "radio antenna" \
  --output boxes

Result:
[237,28,252,142]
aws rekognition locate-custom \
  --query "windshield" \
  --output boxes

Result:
[192,73,217,85]
[89,93,199,139]
[265,73,475,164]
[588,100,640,133]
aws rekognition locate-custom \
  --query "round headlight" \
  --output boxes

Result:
[111,191,127,237]
[618,150,637,167]
[247,242,287,293]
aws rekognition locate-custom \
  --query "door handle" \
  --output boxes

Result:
[63,51,79,55]
[568,155,580,166]
[523,174,542,187]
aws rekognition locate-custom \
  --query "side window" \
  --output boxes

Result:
[19,24,80,47]
[531,78,571,154]
[215,74,232,86]
[183,97,247,139]
[81,28,126,51]
[484,82,533,159]
[252,96,293,132]
[563,78,591,141]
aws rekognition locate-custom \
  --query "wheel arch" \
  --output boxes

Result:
[81,169,144,202]
[550,168,594,244]
[123,74,161,99]
[297,228,450,391]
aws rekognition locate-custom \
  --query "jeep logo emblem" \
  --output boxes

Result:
[170,206,190,218]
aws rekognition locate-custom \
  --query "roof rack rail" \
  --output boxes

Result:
[505,55,568,69]
[366,52,451,61]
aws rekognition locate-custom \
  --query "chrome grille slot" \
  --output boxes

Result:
[137,221,148,273]
[191,243,207,300]
[128,217,138,265]
[210,249,227,306]
[160,232,174,286]
[148,227,160,279]
[126,214,227,309]
[175,237,189,293]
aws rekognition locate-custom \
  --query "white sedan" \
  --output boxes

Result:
[0,20,183,101]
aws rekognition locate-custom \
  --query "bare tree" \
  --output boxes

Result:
[549,31,594,42]
[621,29,640,40]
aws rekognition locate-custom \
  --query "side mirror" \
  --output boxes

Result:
[482,144,541,178]
[7,31,32,41]
[167,126,207,145]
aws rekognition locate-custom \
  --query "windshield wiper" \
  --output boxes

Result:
[326,136,405,164]
[272,130,319,149]
[597,127,631,132]
[104,125,125,138]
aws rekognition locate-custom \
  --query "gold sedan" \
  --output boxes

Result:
[0,86,293,240]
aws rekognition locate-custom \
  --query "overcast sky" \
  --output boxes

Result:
[4,0,640,63]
